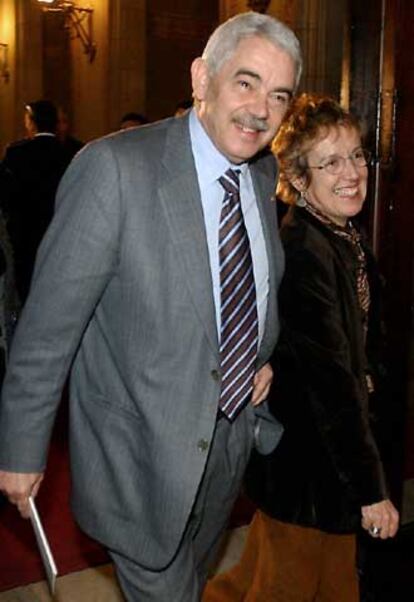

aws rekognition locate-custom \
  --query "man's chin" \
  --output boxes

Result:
[227,140,271,163]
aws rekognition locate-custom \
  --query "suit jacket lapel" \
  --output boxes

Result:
[158,115,219,358]
[251,159,282,364]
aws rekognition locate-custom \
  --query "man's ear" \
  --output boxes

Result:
[191,58,210,102]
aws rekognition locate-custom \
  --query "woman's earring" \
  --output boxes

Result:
[296,192,306,207]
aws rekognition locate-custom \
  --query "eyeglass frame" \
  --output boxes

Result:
[306,148,372,176]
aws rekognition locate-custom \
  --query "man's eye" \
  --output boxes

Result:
[238,80,251,90]
[353,149,365,160]
[270,93,289,105]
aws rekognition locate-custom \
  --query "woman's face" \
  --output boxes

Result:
[303,125,368,226]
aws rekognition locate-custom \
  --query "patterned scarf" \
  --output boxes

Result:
[301,201,374,392]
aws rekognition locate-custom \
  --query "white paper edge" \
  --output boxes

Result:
[28,495,58,594]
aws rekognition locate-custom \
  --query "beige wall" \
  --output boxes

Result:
[0,0,144,145]
[0,0,347,153]
[107,0,146,132]
[0,0,44,154]
[0,0,16,155]
[70,0,110,141]
[65,0,146,140]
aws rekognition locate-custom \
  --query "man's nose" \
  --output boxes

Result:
[249,92,269,119]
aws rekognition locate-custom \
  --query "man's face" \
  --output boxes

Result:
[192,36,296,164]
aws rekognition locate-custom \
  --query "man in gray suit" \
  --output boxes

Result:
[0,12,301,601]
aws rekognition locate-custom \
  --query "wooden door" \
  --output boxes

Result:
[347,0,413,511]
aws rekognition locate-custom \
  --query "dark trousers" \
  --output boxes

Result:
[109,407,255,601]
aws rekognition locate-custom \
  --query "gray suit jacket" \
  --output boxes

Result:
[0,114,284,568]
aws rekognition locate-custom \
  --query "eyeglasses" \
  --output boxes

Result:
[307,148,372,175]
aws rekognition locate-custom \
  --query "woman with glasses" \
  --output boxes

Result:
[203,93,399,602]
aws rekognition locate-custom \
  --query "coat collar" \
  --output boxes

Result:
[289,205,361,273]
[250,155,282,363]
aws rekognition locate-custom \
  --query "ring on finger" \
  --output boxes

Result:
[369,525,381,536]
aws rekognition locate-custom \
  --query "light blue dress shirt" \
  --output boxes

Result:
[189,109,269,344]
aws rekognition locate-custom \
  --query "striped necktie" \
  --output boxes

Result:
[218,168,259,421]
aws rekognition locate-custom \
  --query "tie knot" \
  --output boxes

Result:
[218,168,240,195]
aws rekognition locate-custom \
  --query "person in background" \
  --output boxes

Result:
[0,100,69,302]
[204,93,399,602]
[119,111,149,130]
[0,191,19,513]
[56,106,84,164]
[0,12,301,601]
[0,170,19,382]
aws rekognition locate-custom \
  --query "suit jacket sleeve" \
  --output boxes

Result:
[0,139,122,472]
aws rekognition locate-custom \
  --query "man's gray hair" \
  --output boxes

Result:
[202,12,302,91]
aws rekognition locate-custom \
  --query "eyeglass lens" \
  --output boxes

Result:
[319,150,371,174]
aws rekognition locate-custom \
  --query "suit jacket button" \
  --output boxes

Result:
[211,369,220,381]
[197,439,209,452]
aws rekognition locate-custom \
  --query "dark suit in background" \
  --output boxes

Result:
[1,134,69,302]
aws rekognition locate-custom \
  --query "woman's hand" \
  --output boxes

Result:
[361,499,399,539]
[251,363,273,406]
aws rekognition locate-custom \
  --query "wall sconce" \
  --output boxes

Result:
[0,43,10,83]
[37,0,96,62]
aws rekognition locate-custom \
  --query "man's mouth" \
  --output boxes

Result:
[233,115,269,133]
[240,125,256,134]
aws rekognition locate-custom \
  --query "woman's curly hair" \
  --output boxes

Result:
[272,93,363,204]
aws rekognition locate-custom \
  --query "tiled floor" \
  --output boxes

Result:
[0,527,249,602]
[0,564,123,602]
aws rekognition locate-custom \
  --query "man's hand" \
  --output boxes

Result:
[251,362,273,406]
[0,471,44,518]
[361,499,399,539]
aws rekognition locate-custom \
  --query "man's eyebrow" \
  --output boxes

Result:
[233,69,293,98]
[274,88,293,99]
[234,68,261,81]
